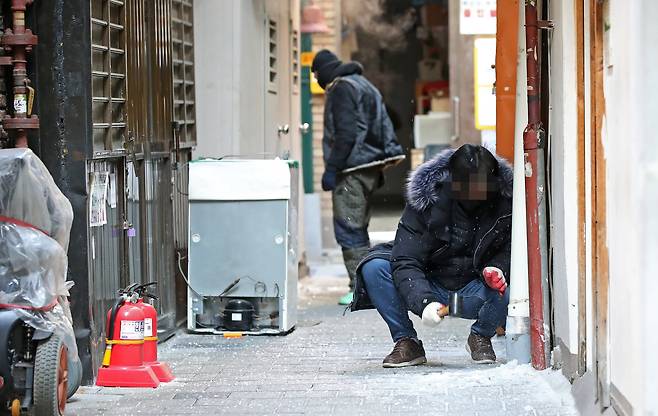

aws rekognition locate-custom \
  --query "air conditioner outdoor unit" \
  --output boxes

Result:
[186,158,298,335]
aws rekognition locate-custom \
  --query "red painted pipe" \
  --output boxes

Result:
[523,0,548,370]
[1,0,39,148]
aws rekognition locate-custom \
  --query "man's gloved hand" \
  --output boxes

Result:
[483,266,507,295]
[421,302,445,327]
[321,170,337,191]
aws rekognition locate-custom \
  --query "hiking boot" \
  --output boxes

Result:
[383,338,427,368]
[466,333,496,363]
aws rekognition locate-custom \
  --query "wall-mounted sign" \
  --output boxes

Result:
[474,37,496,130]
[301,51,315,67]
[460,0,496,35]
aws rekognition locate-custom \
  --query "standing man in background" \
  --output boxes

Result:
[312,49,404,305]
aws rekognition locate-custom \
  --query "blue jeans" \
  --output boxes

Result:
[361,258,509,342]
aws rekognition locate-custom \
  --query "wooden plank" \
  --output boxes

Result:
[494,0,519,163]
[590,0,610,407]
[575,0,587,377]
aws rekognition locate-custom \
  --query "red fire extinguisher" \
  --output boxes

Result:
[102,295,145,367]
[133,283,174,382]
[96,285,160,388]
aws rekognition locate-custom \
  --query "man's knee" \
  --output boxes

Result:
[484,285,510,307]
[361,258,392,285]
[333,218,369,248]
[475,285,510,313]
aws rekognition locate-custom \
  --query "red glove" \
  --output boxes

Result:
[483,266,507,295]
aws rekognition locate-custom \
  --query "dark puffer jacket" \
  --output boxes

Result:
[351,149,513,315]
[322,62,404,173]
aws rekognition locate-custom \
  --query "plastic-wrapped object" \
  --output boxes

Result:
[0,148,78,361]
[0,148,73,250]
[0,224,68,308]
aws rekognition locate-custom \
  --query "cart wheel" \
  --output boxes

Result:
[66,356,82,399]
[33,335,68,416]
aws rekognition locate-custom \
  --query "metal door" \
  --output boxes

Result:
[87,157,130,369]
[127,153,177,338]
[264,0,292,158]
[140,154,177,336]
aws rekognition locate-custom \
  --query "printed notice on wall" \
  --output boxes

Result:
[89,171,109,227]
[108,172,117,208]
[460,0,497,35]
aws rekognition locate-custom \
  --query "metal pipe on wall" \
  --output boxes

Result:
[1,0,39,148]
[505,0,531,364]
[0,14,9,148]
[494,0,519,163]
[523,0,551,370]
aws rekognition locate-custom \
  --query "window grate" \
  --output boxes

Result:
[291,24,299,95]
[267,18,278,93]
[171,0,196,146]
[91,0,127,152]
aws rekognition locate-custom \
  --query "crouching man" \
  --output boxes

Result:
[350,144,513,367]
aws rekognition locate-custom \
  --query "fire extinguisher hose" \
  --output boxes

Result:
[102,297,125,367]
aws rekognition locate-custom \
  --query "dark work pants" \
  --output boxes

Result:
[332,167,382,289]
[361,258,510,341]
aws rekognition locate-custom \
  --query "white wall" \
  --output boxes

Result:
[548,0,580,358]
[602,1,658,413]
[638,2,658,413]
[550,1,658,412]
[193,0,266,158]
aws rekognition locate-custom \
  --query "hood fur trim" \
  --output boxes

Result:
[406,148,513,211]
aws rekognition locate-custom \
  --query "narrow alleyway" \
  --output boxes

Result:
[66,248,577,416]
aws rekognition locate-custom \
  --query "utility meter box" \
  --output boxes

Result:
[186,159,298,334]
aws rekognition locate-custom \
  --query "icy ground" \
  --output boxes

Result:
[66,257,578,415]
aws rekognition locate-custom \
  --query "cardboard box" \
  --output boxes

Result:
[410,148,425,171]
[431,96,450,112]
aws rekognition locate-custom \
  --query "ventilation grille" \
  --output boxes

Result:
[91,0,127,152]
[172,0,196,146]
[268,18,278,93]
[291,24,299,94]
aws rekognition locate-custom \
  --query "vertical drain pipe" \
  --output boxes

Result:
[1,0,39,148]
[0,14,10,148]
[506,0,531,364]
[523,0,550,370]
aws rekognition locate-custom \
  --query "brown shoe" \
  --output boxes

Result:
[466,333,496,363]
[382,338,427,368]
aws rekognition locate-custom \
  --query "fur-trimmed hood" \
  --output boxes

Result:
[406,148,513,211]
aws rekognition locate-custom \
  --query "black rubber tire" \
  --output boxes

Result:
[66,356,82,399]
[33,335,67,416]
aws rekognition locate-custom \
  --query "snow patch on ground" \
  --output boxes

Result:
[409,361,576,407]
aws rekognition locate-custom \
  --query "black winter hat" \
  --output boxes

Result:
[448,144,500,202]
[311,49,339,73]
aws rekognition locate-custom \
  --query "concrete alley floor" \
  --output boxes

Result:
[66,254,578,416]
